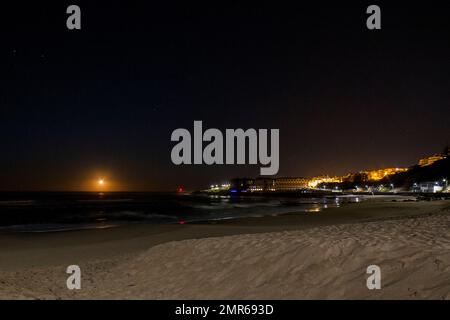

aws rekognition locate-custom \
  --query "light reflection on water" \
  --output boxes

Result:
[305,207,321,213]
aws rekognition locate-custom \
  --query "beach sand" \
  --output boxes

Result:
[1,199,449,299]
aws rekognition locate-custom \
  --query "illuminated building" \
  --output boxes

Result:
[418,145,449,167]
[308,176,342,188]
[228,177,307,192]
[419,155,445,167]
[362,167,408,181]
[417,182,444,193]
[248,178,275,192]
[274,177,309,191]
[208,182,231,192]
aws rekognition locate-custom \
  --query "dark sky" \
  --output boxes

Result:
[1,1,449,191]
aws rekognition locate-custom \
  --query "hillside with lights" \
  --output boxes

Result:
[206,146,450,194]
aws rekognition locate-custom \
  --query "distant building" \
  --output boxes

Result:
[230,177,308,192]
[362,167,408,181]
[419,154,445,167]
[249,178,275,192]
[308,175,343,188]
[208,182,231,192]
[339,168,407,183]
[416,182,443,193]
[419,145,449,167]
[230,178,254,191]
[274,177,308,191]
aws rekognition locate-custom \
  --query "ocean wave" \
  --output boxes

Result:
[0,200,35,206]
[105,211,177,221]
[0,223,119,233]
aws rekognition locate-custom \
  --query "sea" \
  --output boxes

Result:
[0,192,364,233]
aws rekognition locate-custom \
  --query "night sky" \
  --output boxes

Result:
[1,2,449,191]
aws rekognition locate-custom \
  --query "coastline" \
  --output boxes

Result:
[0,197,443,270]
[0,199,449,299]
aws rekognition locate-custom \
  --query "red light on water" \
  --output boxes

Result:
[177,186,184,193]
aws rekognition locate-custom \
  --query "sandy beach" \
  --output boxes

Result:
[1,198,449,299]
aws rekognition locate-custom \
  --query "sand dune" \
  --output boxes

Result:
[94,213,450,299]
[1,209,449,299]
